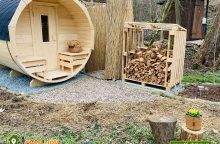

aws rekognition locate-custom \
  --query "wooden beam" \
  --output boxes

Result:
[0,64,6,70]
[30,79,48,87]
[9,70,23,77]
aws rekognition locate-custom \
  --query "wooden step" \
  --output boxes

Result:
[26,66,46,74]
[23,61,46,68]
[19,56,46,63]
[18,56,46,68]
[37,70,70,80]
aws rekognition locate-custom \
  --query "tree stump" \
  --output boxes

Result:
[180,124,205,141]
[148,115,177,144]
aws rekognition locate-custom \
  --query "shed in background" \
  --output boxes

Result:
[167,0,208,40]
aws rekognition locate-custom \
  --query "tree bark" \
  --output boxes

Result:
[196,7,220,68]
[180,125,205,141]
[148,115,177,144]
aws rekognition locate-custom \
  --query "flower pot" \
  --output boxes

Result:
[67,40,82,53]
[185,115,202,131]
[68,46,82,53]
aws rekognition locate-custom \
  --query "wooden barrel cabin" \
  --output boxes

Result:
[0,0,94,86]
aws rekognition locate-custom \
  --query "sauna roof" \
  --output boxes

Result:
[0,0,20,41]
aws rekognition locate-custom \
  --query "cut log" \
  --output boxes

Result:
[148,115,177,144]
[180,124,205,141]
[125,47,170,86]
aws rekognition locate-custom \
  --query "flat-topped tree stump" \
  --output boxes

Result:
[180,124,205,141]
[148,115,177,144]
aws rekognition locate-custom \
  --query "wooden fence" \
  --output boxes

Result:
[105,0,134,79]
[86,3,107,72]
[85,0,134,80]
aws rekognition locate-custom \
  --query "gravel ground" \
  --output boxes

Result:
[0,68,84,94]
[31,72,162,104]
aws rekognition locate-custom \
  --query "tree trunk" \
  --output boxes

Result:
[197,7,220,68]
[180,125,205,141]
[148,115,177,144]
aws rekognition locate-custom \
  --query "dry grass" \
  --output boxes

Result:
[1,89,220,134]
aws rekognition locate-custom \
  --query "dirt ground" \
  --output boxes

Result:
[0,89,220,135]
[180,84,220,102]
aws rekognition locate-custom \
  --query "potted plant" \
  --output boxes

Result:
[185,108,202,131]
[67,40,82,53]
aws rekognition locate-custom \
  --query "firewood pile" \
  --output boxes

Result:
[125,47,171,86]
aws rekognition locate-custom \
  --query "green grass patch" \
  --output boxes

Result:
[183,71,220,84]
[1,124,219,144]
[0,124,155,144]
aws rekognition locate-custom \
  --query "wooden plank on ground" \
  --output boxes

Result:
[9,70,24,77]
[0,64,6,70]
[30,79,48,87]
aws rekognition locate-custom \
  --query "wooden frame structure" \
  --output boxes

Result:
[122,22,187,90]
[0,0,94,86]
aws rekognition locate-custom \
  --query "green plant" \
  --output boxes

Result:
[182,70,220,84]
[186,108,202,118]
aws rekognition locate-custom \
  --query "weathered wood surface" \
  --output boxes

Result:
[192,0,205,39]
[148,115,177,144]
[180,124,205,141]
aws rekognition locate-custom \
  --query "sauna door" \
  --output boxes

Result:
[33,5,57,70]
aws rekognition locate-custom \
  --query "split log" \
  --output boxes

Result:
[180,124,205,141]
[125,47,170,86]
[148,115,177,144]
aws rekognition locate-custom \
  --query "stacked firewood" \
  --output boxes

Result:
[125,47,171,86]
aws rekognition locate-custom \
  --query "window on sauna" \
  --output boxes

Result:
[41,15,49,42]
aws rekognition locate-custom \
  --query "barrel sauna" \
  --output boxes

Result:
[0,0,94,86]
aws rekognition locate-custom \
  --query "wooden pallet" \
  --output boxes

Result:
[123,78,168,90]
[37,70,70,81]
